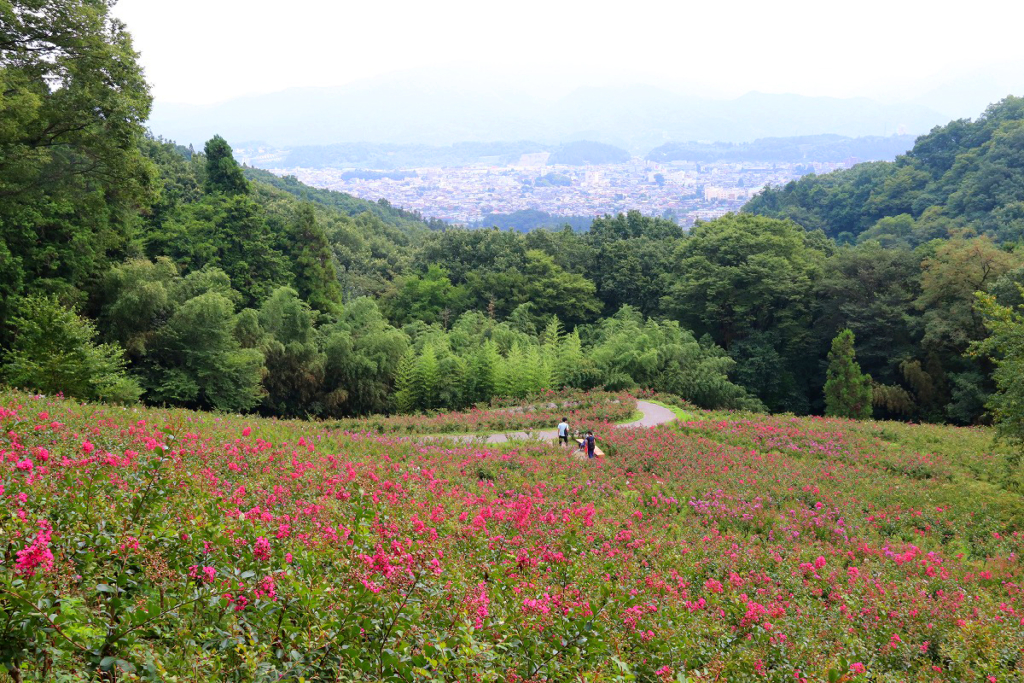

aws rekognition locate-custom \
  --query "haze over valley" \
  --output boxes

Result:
[146,65,1022,226]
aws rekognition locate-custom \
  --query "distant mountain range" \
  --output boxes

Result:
[646,134,919,164]
[150,70,947,152]
[234,133,919,172]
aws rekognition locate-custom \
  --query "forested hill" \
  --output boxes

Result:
[647,133,918,164]
[744,97,1024,245]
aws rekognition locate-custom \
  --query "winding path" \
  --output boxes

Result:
[440,400,678,444]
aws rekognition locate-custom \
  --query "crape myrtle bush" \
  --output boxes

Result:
[329,390,635,435]
[1,391,1024,682]
[679,413,1024,505]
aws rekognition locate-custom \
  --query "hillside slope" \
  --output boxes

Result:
[744,96,1024,244]
[2,390,1022,680]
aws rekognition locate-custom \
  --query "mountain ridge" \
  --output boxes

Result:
[150,77,945,151]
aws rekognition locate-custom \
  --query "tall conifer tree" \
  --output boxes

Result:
[824,329,873,419]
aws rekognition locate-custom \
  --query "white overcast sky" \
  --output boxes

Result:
[113,0,1024,105]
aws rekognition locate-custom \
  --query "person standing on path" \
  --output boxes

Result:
[584,430,597,459]
[557,417,570,447]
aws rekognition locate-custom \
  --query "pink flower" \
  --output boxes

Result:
[15,519,54,576]
[242,427,252,437]
[253,536,271,561]
[813,556,826,570]
[81,441,94,454]
[254,575,277,601]
[118,536,140,553]
[850,662,866,674]
[469,583,489,628]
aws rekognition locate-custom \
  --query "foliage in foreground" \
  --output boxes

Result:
[1,390,1022,682]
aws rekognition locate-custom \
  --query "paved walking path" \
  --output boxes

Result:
[433,400,677,444]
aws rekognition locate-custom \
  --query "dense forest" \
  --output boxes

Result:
[3,0,1024,429]
[745,98,1024,245]
[472,210,593,232]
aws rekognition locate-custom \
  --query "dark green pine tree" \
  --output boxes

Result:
[824,329,873,419]
[204,135,249,195]
[287,204,342,314]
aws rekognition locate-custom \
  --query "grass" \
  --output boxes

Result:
[617,408,645,424]
[645,398,695,422]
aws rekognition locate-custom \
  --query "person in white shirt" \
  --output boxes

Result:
[556,417,570,447]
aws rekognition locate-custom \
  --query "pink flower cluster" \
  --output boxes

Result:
[15,519,54,576]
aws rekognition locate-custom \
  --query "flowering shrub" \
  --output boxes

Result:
[331,389,636,435]
[1,390,1023,682]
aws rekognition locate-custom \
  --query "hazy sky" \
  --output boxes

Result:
[114,0,1024,106]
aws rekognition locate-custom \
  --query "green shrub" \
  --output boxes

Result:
[2,295,141,403]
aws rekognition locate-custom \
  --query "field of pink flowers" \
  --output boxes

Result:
[1,390,1023,682]
[328,390,635,435]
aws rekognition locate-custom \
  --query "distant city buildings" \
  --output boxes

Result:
[268,157,845,227]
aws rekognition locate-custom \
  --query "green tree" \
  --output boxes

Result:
[413,343,440,410]
[322,298,409,415]
[746,97,1024,243]
[154,193,290,306]
[99,257,179,359]
[814,242,921,387]
[0,0,153,323]
[2,295,141,403]
[146,292,265,412]
[465,340,501,403]
[204,135,249,195]
[823,329,873,419]
[589,306,756,409]
[434,343,468,409]
[258,287,325,417]
[663,213,827,411]
[555,330,602,390]
[463,250,600,328]
[392,351,417,414]
[972,290,1024,486]
[285,204,342,314]
[385,265,466,326]
[914,233,1021,422]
